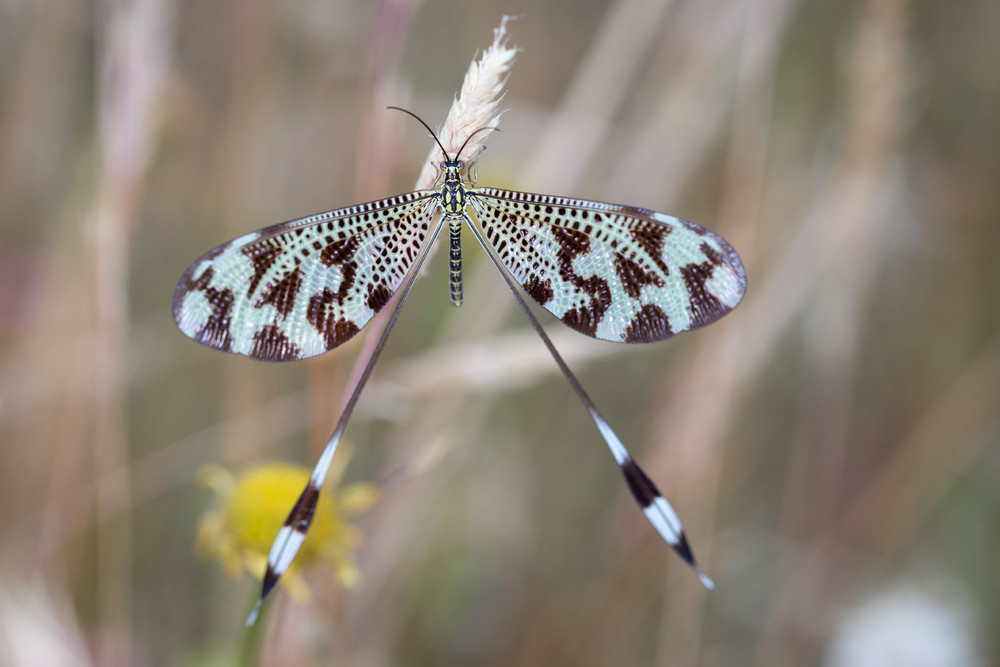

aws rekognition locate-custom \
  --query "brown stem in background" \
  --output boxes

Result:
[90,0,173,664]
[751,0,913,663]
[655,0,793,663]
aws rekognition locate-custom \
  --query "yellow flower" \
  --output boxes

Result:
[195,454,379,603]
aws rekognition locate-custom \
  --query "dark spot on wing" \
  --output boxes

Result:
[621,457,660,509]
[629,224,671,276]
[249,324,302,361]
[258,480,322,603]
[622,455,700,564]
[197,287,235,353]
[681,243,728,327]
[623,303,672,342]
[614,254,665,300]
[320,236,356,268]
[561,305,600,337]
[553,226,590,258]
[256,267,303,318]
[243,242,283,298]
[552,227,611,338]
[307,288,362,351]
[523,274,554,306]
[259,565,279,604]
[286,481,321,531]
[366,283,393,312]
[701,242,723,265]
[174,265,235,353]
[318,237,359,305]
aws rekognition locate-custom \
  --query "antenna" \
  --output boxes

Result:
[455,126,499,163]
[387,106,499,162]
[386,106,450,160]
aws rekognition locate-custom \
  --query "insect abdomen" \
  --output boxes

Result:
[448,215,463,307]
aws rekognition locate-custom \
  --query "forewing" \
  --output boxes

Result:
[173,191,438,361]
[469,189,746,343]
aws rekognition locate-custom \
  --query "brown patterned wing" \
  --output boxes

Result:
[468,188,746,343]
[173,191,439,361]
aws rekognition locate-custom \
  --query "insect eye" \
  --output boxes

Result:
[457,161,465,170]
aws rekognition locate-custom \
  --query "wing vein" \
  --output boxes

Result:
[173,191,440,361]
[469,188,746,343]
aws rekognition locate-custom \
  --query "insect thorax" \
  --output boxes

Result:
[438,160,467,214]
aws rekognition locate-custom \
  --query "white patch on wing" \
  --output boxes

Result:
[706,263,745,308]
[595,415,628,464]
[268,526,306,576]
[230,231,262,247]
[643,497,683,547]
[650,211,680,227]
[178,290,212,332]
[191,259,212,281]
[233,303,279,356]
[660,275,695,332]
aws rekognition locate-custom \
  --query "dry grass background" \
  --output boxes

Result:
[1,0,998,665]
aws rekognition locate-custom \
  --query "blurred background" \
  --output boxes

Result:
[1,0,997,665]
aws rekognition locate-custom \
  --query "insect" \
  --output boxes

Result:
[173,108,747,624]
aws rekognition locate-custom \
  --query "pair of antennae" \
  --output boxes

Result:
[387,106,498,164]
